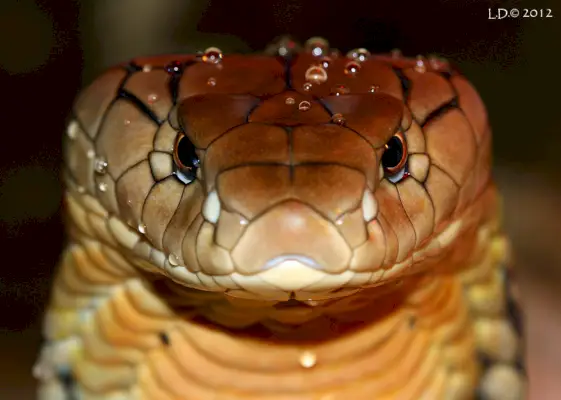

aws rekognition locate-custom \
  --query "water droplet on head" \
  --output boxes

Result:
[66,121,78,139]
[86,149,95,159]
[207,77,217,87]
[302,82,313,91]
[331,113,346,125]
[320,56,332,69]
[304,37,329,57]
[414,56,426,73]
[124,119,131,126]
[165,60,182,74]
[76,185,85,194]
[168,253,179,266]
[239,218,249,226]
[304,65,328,84]
[142,64,153,73]
[344,61,361,76]
[147,93,158,104]
[369,85,380,93]
[347,48,371,62]
[202,47,223,64]
[298,101,311,111]
[98,182,108,192]
[138,223,147,234]
[330,84,350,96]
[94,157,108,174]
[285,97,295,105]
[299,351,317,368]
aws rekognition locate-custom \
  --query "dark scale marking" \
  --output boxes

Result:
[90,66,139,143]
[281,54,295,90]
[124,62,143,73]
[504,267,523,337]
[392,67,412,100]
[118,89,163,126]
[57,369,78,400]
[168,60,198,105]
[159,332,170,345]
[421,97,459,128]
[285,126,295,182]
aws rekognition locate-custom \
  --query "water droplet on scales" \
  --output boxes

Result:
[344,61,361,76]
[304,65,328,84]
[298,101,311,111]
[346,48,371,62]
[202,47,223,64]
[304,37,330,57]
[138,223,147,234]
[299,351,317,368]
[94,158,108,174]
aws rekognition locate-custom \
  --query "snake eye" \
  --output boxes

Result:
[173,133,200,184]
[382,131,408,183]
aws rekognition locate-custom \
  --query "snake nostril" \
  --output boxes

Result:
[202,191,221,223]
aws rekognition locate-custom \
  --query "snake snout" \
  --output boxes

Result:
[230,200,353,275]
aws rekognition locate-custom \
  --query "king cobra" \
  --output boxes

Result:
[34,37,526,400]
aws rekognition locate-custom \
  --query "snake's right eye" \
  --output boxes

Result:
[173,133,200,184]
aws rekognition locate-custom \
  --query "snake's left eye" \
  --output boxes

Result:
[382,131,408,183]
[173,133,200,184]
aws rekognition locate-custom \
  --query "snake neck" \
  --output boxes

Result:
[145,272,438,342]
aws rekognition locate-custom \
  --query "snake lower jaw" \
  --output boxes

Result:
[127,215,467,303]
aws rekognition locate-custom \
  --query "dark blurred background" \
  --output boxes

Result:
[0,0,559,398]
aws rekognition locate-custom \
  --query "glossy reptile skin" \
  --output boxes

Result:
[34,38,526,399]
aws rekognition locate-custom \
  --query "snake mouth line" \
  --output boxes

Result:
[118,211,466,302]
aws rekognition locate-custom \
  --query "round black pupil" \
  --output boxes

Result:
[177,136,199,170]
[382,136,403,169]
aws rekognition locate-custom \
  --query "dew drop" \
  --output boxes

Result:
[320,56,332,69]
[168,253,179,266]
[298,101,311,111]
[86,149,95,159]
[142,64,153,73]
[124,119,131,126]
[94,158,108,174]
[285,97,295,105]
[147,93,158,104]
[299,351,317,368]
[165,60,182,74]
[66,121,78,139]
[335,218,344,226]
[302,82,313,91]
[330,84,349,96]
[304,65,328,84]
[304,37,329,57]
[347,48,371,62]
[344,61,361,76]
[138,223,147,234]
[239,218,249,226]
[207,77,217,87]
[414,56,426,73]
[202,47,223,64]
[331,113,346,125]
[76,185,86,194]
[98,182,108,192]
[369,85,380,93]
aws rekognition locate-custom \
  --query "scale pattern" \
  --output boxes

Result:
[35,42,525,400]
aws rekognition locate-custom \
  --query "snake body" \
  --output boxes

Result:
[34,38,525,399]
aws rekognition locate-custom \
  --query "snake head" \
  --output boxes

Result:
[64,48,494,303]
